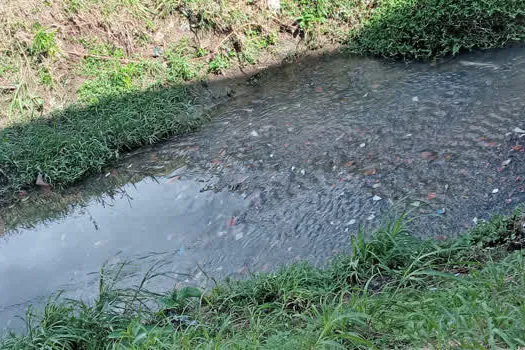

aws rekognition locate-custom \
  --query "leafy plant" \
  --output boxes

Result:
[39,67,53,87]
[208,54,230,74]
[165,40,199,83]
[30,24,59,58]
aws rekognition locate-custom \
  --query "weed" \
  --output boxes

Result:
[0,60,17,78]
[30,24,59,59]
[38,67,53,87]
[7,83,44,122]
[165,39,199,83]
[78,56,152,104]
[208,54,230,74]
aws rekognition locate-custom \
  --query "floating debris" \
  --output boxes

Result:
[372,195,382,201]
[492,188,499,194]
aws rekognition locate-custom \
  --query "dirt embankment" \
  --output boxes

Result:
[0,0,361,126]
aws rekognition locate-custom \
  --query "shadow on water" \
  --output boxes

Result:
[1,47,525,332]
[0,49,350,229]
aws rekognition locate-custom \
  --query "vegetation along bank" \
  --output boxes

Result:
[2,210,525,348]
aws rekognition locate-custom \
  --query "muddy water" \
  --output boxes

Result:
[1,48,525,331]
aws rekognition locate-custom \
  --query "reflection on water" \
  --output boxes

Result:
[1,48,525,331]
[0,177,247,330]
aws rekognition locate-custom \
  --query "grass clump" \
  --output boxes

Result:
[2,209,525,348]
[0,85,203,200]
[30,24,60,59]
[349,0,525,59]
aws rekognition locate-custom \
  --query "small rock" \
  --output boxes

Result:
[360,143,366,148]
[36,173,51,189]
[492,188,499,194]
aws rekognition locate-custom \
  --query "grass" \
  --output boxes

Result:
[348,0,525,59]
[2,209,525,349]
[0,84,203,202]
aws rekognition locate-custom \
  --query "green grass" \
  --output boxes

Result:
[348,0,525,59]
[2,209,525,349]
[0,84,204,202]
[30,24,60,59]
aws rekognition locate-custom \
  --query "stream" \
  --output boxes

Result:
[1,48,525,331]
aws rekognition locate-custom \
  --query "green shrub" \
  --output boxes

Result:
[349,0,525,59]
